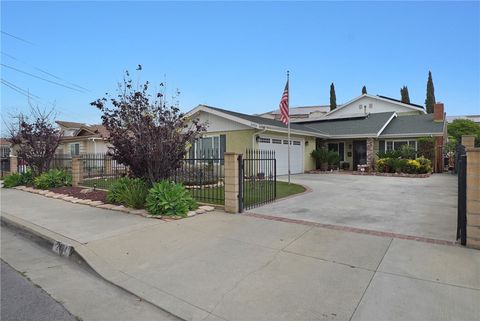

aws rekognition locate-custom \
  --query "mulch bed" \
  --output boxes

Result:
[49,186,108,202]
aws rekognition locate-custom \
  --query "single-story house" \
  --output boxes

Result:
[56,121,110,156]
[186,94,447,174]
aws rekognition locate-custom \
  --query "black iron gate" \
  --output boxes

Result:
[239,149,276,212]
[456,144,467,246]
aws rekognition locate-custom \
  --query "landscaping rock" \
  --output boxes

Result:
[76,199,92,205]
[69,198,82,203]
[187,211,197,217]
[96,204,116,210]
[112,205,130,213]
[24,187,36,193]
[88,201,104,206]
[199,205,215,212]
[129,209,149,216]
[195,208,206,214]
[80,188,94,194]
[38,190,49,195]
[45,192,57,197]
[52,194,64,199]
[15,186,27,190]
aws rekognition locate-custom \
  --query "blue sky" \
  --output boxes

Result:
[1,1,479,128]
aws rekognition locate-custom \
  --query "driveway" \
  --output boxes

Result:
[250,173,458,241]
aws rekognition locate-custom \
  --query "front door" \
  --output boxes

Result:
[353,140,367,170]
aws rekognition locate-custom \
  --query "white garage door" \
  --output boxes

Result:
[258,137,304,175]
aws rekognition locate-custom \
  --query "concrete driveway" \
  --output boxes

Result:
[250,173,458,241]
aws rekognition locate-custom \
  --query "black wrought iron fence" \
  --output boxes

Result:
[51,154,72,173]
[80,153,128,190]
[1,157,10,177]
[239,149,276,211]
[173,149,224,205]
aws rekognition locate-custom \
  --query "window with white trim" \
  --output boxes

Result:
[327,142,345,161]
[385,140,417,152]
[69,143,80,156]
[196,136,220,158]
[257,137,270,143]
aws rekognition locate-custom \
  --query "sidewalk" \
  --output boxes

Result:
[1,189,479,321]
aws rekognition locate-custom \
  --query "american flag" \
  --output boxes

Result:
[279,80,289,125]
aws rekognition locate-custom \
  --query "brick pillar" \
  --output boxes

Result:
[9,156,18,173]
[466,148,480,249]
[224,152,240,213]
[366,138,374,169]
[462,135,476,149]
[71,156,82,186]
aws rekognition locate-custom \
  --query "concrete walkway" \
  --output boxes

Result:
[1,189,479,321]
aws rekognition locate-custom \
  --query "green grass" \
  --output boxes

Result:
[80,178,305,207]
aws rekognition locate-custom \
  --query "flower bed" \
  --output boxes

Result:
[352,171,431,178]
[12,185,215,219]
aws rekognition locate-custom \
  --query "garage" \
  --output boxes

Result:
[258,136,304,175]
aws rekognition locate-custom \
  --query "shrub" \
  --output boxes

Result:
[376,158,387,173]
[416,156,432,174]
[417,137,435,160]
[400,145,417,160]
[327,151,340,166]
[34,169,72,189]
[3,173,23,188]
[377,150,402,159]
[402,159,420,174]
[107,177,148,209]
[3,170,35,188]
[146,181,197,216]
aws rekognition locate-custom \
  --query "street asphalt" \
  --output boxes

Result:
[1,260,76,321]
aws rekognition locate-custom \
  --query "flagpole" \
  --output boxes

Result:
[287,70,291,184]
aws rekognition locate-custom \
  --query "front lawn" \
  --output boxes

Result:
[80,178,305,207]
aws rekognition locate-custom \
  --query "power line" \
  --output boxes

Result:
[1,80,38,101]
[1,78,41,99]
[1,52,89,92]
[1,31,36,46]
[1,63,86,93]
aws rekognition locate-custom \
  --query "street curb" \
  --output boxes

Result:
[0,213,210,321]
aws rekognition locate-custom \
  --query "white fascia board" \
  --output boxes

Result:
[262,126,329,138]
[378,132,444,138]
[376,113,397,137]
[327,134,378,139]
[185,105,261,129]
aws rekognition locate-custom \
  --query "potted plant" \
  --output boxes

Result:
[311,148,329,171]
[327,151,340,170]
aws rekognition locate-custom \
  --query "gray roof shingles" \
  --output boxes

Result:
[379,113,444,136]
[203,106,443,138]
[299,112,395,136]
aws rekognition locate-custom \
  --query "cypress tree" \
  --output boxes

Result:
[425,71,436,113]
[330,82,337,111]
[362,85,367,95]
[400,86,411,104]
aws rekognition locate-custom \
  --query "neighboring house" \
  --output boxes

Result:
[258,105,332,122]
[0,138,11,158]
[446,115,480,124]
[56,121,110,156]
[1,138,11,175]
[186,95,446,175]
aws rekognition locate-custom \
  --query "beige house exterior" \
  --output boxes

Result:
[56,121,110,156]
